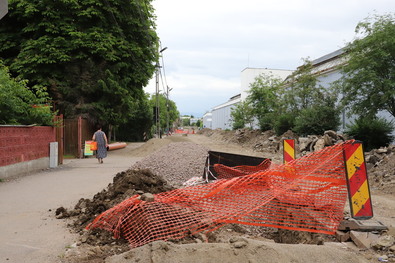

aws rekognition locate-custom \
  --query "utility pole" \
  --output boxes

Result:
[155,47,167,138]
[166,85,172,135]
[155,62,160,138]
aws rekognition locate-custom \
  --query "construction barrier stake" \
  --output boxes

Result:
[283,139,296,164]
[343,141,373,219]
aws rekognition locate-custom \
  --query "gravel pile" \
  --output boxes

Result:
[131,142,209,187]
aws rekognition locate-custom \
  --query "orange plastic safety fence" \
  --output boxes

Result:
[213,158,273,179]
[87,140,354,248]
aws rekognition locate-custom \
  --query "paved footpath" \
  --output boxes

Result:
[0,144,144,263]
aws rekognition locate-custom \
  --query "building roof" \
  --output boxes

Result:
[212,95,242,111]
[312,48,345,67]
[311,48,346,75]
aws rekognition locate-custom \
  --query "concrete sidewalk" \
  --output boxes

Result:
[0,145,143,263]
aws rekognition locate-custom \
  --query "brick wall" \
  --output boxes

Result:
[0,126,56,167]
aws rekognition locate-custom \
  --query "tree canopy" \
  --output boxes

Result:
[0,0,159,128]
[338,13,395,119]
[246,73,284,130]
[149,93,179,135]
[230,100,254,130]
[237,61,341,135]
[284,59,321,112]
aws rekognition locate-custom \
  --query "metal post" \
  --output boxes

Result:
[155,47,167,139]
[166,85,172,136]
[155,63,160,138]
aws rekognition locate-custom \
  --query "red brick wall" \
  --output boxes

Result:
[0,126,56,167]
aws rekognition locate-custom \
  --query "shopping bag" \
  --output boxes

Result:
[90,141,98,151]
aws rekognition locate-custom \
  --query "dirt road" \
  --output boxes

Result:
[0,134,393,263]
[0,144,144,263]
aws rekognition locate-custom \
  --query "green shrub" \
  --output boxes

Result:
[258,113,276,131]
[345,117,394,151]
[0,63,54,125]
[273,113,295,136]
[293,103,340,136]
[232,118,245,130]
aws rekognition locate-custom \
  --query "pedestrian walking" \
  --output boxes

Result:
[92,125,108,163]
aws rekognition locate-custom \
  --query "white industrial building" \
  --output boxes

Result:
[205,68,293,130]
[210,94,241,130]
[205,49,394,131]
[202,111,212,129]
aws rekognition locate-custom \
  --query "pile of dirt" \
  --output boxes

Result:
[56,168,174,262]
[131,142,209,188]
[56,169,174,230]
[199,128,346,156]
[198,128,279,153]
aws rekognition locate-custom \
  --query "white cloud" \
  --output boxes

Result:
[145,0,395,117]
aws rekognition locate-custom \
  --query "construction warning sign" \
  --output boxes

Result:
[283,139,295,164]
[343,141,373,219]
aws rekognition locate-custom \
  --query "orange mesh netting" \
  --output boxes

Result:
[213,158,273,179]
[87,140,354,248]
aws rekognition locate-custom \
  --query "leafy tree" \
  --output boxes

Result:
[283,58,341,134]
[149,93,179,134]
[338,13,395,119]
[230,100,254,130]
[182,118,190,127]
[247,73,284,130]
[0,0,159,129]
[115,91,153,141]
[0,62,53,125]
[195,119,201,128]
[284,58,320,113]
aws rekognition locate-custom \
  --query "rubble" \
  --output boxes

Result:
[372,235,395,250]
[366,145,395,195]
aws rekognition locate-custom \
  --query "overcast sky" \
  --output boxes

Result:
[144,0,394,118]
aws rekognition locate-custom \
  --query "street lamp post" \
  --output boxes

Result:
[155,47,167,138]
[166,85,173,135]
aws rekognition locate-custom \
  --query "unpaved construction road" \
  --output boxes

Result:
[0,134,394,263]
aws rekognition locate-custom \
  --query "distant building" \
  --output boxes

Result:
[208,68,293,130]
[210,94,241,130]
[207,48,394,132]
[190,117,199,125]
[202,111,212,129]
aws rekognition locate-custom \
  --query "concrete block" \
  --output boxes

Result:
[350,231,380,249]
[336,230,350,242]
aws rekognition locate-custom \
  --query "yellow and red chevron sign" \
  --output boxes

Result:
[343,141,373,219]
[283,139,295,164]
